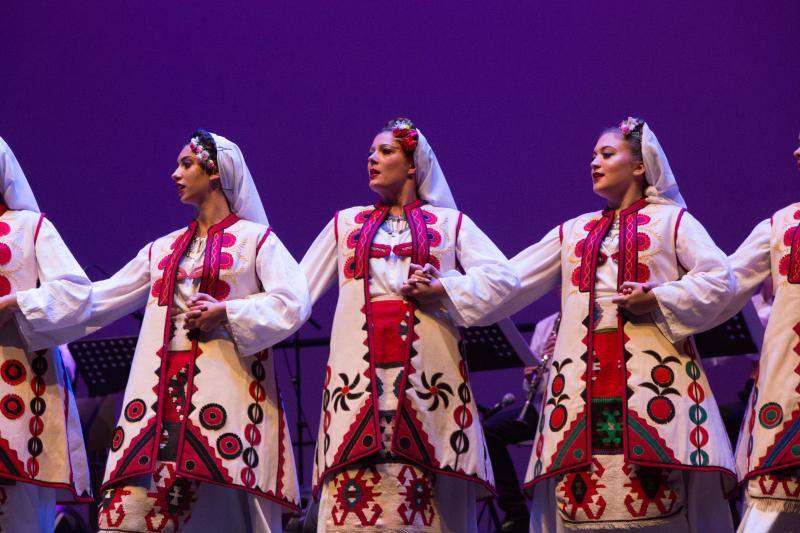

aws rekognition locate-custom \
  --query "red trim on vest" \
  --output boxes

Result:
[559,223,564,244]
[353,204,390,279]
[333,211,340,244]
[674,209,686,250]
[157,223,198,306]
[578,210,614,292]
[616,198,649,289]
[405,200,430,269]
[788,221,800,283]
[34,213,45,244]
[256,227,272,256]
[455,212,464,243]
[199,214,240,299]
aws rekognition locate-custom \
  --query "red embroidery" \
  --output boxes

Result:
[98,486,132,528]
[622,464,678,518]
[397,465,435,526]
[558,458,607,520]
[787,221,800,283]
[330,467,383,526]
[354,205,390,279]
[144,462,199,532]
[578,213,613,292]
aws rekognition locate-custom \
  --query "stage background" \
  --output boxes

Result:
[3,0,799,512]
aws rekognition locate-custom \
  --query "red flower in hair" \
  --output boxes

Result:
[393,126,419,152]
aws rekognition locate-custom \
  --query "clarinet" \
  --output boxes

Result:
[517,313,561,422]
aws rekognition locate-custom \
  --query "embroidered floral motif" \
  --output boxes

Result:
[417,372,454,411]
[332,373,365,412]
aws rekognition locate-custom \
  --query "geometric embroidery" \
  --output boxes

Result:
[397,464,435,526]
[556,455,684,527]
[556,457,607,521]
[759,403,784,429]
[622,463,678,518]
[330,466,383,526]
[592,398,624,452]
[144,463,198,532]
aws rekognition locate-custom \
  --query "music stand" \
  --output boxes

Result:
[68,336,137,397]
[461,318,536,372]
[693,303,763,358]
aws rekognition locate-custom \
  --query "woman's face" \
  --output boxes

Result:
[367,131,415,197]
[794,134,800,172]
[590,131,645,203]
[171,144,218,205]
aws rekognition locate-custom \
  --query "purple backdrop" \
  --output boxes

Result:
[3,2,799,498]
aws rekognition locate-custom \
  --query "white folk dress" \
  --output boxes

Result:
[0,207,93,531]
[488,199,736,531]
[301,201,519,532]
[66,215,309,533]
[718,203,800,532]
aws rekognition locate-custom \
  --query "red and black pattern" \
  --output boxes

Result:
[125,399,147,423]
[397,464,435,526]
[0,359,25,385]
[330,466,383,526]
[639,349,681,425]
[558,457,607,521]
[26,350,48,478]
[98,486,132,529]
[622,463,679,518]
[144,462,199,532]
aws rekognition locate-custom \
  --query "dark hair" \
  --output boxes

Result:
[188,129,218,175]
[602,117,644,162]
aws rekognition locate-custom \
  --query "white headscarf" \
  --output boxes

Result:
[641,123,687,209]
[413,129,457,210]
[0,137,40,213]
[210,133,269,226]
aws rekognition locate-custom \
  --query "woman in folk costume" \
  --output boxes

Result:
[708,135,800,533]
[72,130,309,533]
[487,118,737,532]
[300,118,520,532]
[0,137,92,532]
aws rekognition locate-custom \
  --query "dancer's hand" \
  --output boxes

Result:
[184,293,227,332]
[0,294,19,327]
[401,263,446,305]
[612,281,660,315]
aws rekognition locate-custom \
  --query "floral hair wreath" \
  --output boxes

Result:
[619,117,643,137]
[392,122,419,153]
[189,137,218,172]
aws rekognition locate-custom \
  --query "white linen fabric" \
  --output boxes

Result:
[0,136,39,212]
[212,133,269,226]
[413,129,457,209]
[641,123,688,209]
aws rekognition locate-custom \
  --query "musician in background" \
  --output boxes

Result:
[483,312,559,533]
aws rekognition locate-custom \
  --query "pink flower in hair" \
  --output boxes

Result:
[619,117,641,136]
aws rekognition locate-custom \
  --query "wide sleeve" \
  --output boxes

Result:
[299,217,338,305]
[708,218,773,328]
[650,212,735,342]
[437,214,520,327]
[476,225,563,325]
[225,231,311,357]
[16,217,91,332]
[18,240,153,349]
